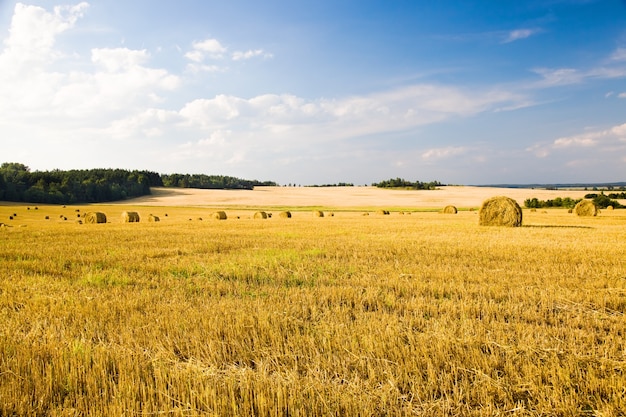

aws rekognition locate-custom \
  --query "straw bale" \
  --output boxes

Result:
[442,205,458,214]
[278,211,292,218]
[479,196,522,227]
[313,210,324,217]
[122,211,140,222]
[254,211,268,219]
[211,211,227,220]
[84,212,107,224]
[574,200,598,217]
[148,214,161,222]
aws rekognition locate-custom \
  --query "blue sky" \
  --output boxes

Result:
[0,1,625,185]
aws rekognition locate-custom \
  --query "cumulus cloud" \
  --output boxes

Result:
[502,28,540,43]
[553,123,626,148]
[1,2,88,66]
[176,85,525,148]
[187,38,227,60]
[0,2,179,131]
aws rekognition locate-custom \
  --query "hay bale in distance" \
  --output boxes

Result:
[376,209,390,215]
[254,211,268,219]
[313,210,324,218]
[574,200,598,217]
[84,212,107,224]
[442,205,458,214]
[122,211,140,223]
[148,214,160,222]
[607,205,614,211]
[211,211,227,220]
[479,196,523,227]
[278,211,292,218]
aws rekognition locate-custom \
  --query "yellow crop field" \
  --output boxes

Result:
[1,195,625,416]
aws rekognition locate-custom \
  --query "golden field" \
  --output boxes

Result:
[1,186,625,416]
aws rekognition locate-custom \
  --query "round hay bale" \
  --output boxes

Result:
[574,200,598,217]
[254,211,268,219]
[84,212,107,224]
[479,196,523,227]
[607,205,614,211]
[530,208,537,212]
[211,211,227,220]
[122,211,140,223]
[76,220,82,224]
[45,216,49,220]
[567,208,573,214]
[376,209,390,215]
[442,205,458,214]
[313,210,324,218]
[362,212,369,216]
[278,211,292,218]
[148,214,161,222]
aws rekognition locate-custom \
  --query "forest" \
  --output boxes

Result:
[0,163,276,204]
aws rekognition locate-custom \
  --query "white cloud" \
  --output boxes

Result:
[186,38,227,61]
[610,47,626,62]
[531,68,583,87]
[553,123,626,148]
[619,92,626,99]
[91,47,150,72]
[232,49,272,61]
[502,28,540,44]
[421,146,467,160]
[0,2,88,79]
[0,2,180,130]
[530,48,626,88]
[176,85,525,148]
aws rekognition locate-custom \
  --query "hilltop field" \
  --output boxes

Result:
[1,186,625,416]
[115,185,595,210]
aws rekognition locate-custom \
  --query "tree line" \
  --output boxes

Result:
[0,163,276,204]
[372,177,442,190]
[524,193,623,209]
[161,173,275,190]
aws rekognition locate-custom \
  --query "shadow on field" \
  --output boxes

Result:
[523,225,593,229]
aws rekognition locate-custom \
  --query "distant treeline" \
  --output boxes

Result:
[305,183,354,187]
[0,162,276,204]
[524,193,623,209]
[585,192,626,199]
[373,178,442,190]
[161,174,275,190]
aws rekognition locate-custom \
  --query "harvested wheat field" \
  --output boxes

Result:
[1,186,625,416]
